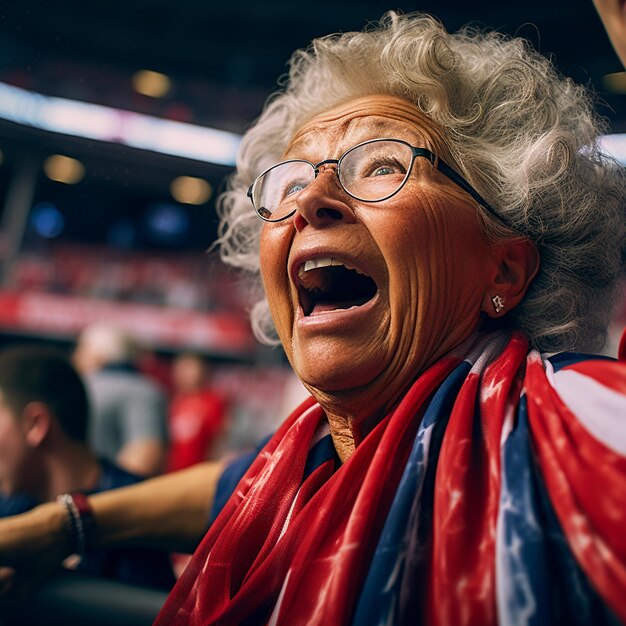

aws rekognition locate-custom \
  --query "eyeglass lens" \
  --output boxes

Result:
[252,140,414,221]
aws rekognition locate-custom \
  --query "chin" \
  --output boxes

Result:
[293,352,385,396]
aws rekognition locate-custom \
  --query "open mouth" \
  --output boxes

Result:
[297,257,378,316]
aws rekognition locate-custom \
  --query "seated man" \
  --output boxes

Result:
[0,345,175,591]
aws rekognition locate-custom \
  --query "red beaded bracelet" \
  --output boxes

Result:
[56,492,95,557]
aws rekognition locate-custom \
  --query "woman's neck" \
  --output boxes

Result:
[316,329,506,463]
[325,406,387,463]
[326,413,356,463]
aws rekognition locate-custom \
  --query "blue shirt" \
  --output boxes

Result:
[0,458,175,591]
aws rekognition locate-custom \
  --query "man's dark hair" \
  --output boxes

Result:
[0,345,89,442]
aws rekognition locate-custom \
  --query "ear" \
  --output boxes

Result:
[481,239,540,318]
[20,402,52,448]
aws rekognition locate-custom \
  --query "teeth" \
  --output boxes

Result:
[305,258,338,272]
[298,257,362,278]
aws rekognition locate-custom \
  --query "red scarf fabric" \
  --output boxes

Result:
[155,332,626,625]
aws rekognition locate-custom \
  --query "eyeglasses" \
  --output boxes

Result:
[247,137,504,225]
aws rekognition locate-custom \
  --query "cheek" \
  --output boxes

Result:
[0,429,24,479]
[378,194,489,349]
[259,224,294,341]
[390,193,488,282]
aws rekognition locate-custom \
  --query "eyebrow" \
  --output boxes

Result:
[286,118,430,159]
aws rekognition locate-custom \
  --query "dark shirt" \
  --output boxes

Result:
[209,435,272,525]
[0,458,175,591]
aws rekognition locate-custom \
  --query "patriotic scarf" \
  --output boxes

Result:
[155,331,626,625]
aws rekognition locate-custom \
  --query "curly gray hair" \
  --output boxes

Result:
[217,11,626,353]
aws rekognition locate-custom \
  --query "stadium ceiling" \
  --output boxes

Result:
[0,0,624,133]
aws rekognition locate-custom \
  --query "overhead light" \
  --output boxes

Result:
[43,154,85,184]
[0,81,240,166]
[603,71,626,93]
[597,133,626,165]
[30,201,65,238]
[170,176,212,205]
[132,69,171,98]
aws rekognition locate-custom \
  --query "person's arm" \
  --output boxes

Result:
[0,460,223,604]
[89,460,222,552]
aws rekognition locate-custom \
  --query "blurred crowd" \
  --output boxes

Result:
[0,321,307,587]
[7,244,247,313]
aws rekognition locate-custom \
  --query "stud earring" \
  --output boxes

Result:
[492,294,505,314]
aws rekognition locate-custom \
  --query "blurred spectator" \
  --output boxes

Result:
[136,347,174,395]
[593,0,626,67]
[166,353,228,472]
[74,323,168,477]
[0,345,175,590]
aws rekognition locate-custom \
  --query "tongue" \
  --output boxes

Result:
[310,299,368,315]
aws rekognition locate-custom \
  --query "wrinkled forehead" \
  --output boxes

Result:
[284,94,450,160]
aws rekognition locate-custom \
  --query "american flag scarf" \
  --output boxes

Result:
[155,331,626,625]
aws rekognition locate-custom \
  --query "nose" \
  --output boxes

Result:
[292,164,357,232]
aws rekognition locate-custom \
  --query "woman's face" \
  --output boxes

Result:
[260,95,496,414]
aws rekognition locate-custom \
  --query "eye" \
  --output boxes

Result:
[371,163,397,176]
[365,157,406,178]
[284,180,308,197]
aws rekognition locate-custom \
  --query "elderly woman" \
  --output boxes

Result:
[1,12,625,626]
